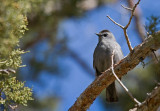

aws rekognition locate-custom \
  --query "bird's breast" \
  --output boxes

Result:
[94,45,112,72]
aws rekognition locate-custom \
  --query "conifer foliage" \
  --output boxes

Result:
[0,0,37,109]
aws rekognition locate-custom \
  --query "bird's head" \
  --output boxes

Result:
[96,30,115,42]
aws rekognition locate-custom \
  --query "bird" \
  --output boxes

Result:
[93,30,123,102]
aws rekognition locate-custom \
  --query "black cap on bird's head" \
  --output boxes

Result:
[95,30,115,41]
[95,30,110,36]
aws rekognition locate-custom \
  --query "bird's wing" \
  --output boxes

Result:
[93,47,101,76]
[113,43,124,64]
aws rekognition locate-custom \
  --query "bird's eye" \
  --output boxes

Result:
[103,34,107,37]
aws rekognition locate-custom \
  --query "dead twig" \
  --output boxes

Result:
[111,50,141,105]
[107,0,141,52]
[127,0,145,40]
[106,15,124,29]
[125,0,141,29]
[9,104,18,110]
[129,85,160,111]
[0,68,16,75]
[121,4,132,11]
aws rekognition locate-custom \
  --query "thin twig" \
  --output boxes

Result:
[9,104,18,110]
[123,30,133,51]
[125,0,141,29]
[0,61,6,64]
[106,15,124,29]
[107,0,141,52]
[111,50,141,105]
[107,15,133,51]
[0,68,16,74]
[129,85,160,111]
[121,4,132,11]
[127,0,145,41]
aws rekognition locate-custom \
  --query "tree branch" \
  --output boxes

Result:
[106,15,124,29]
[125,0,141,29]
[107,0,141,52]
[0,68,16,75]
[121,4,132,11]
[127,0,145,41]
[68,31,160,111]
[129,84,160,111]
[123,29,133,51]
[126,0,159,63]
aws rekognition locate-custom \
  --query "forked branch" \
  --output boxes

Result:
[125,0,141,29]
[107,0,141,52]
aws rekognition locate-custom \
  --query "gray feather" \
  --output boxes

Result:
[93,30,123,102]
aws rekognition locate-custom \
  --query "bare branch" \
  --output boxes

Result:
[106,15,124,29]
[107,0,141,52]
[106,15,133,51]
[111,51,141,105]
[130,85,160,111]
[0,68,16,75]
[0,61,6,64]
[127,0,158,64]
[69,32,160,111]
[121,4,132,11]
[9,104,18,110]
[127,0,145,40]
[123,29,133,51]
[125,0,141,29]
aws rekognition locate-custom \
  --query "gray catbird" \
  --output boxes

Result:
[93,30,123,102]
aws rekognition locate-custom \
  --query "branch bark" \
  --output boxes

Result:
[68,31,160,111]
[130,84,160,111]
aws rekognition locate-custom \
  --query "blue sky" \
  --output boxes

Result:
[23,0,160,111]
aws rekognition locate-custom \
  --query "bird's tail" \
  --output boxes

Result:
[106,82,118,102]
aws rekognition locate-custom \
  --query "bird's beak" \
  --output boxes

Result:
[95,33,100,36]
